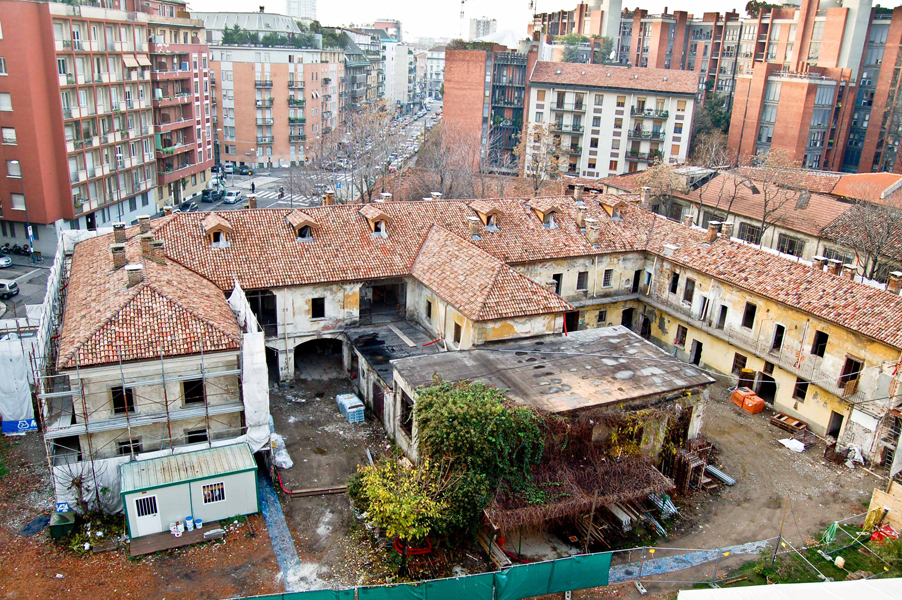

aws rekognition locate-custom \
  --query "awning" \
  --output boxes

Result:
[122,54,139,69]
[135,54,152,67]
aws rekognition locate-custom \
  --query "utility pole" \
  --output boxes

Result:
[771,493,790,567]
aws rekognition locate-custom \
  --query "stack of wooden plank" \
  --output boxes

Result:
[770,412,808,434]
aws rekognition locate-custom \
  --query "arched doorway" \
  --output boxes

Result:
[294,338,345,380]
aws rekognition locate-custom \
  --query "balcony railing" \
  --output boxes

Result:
[288,81,304,89]
[288,117,306,124]
[567,146,583,155]
[255,79,273,88]
[289,134,306,142]
[631,107,669,119]
[552,103,586,112]
[255,98,274,107]
[256,118,274,126]
[551,123,583,134]
[257,136,274,144]
[288,97,305,106]
[627,129,665,141]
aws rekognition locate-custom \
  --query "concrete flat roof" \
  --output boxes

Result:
[348,321,443,386]
[391,326,715,413]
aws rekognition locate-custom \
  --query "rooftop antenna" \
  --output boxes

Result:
[460,0,467,40]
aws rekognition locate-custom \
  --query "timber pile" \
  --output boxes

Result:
[770,412,808,435]
[576,512,611,548]
[477,529,512,569]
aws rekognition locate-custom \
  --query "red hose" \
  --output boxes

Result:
[422,338,442,347]
[500,545,530,563]
[275,470,294,495]
[393,536,432,555]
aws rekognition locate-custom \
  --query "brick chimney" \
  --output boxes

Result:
[887,271,902,294]
[682,215,693,227]
[584,218,600,243]
[163,206,172,216]
[247,194,257,209]
[827,259,843,276]
[467,216,480,239]
[574,184,585,202]
[139,233,154,257]
[113,222,126,243]
[812,255,828,271]
[110,243,127,269]
[705,222,719,244]
[842,264,857,281]
[430,192,442,200]
[545,280,558,294]
[151,239,166,264]
[721,222,734,239]
[576,206,586,229]
[125,264,144,287]
[640,186,651,208]
[137,215,151,234]
[379,192,392,202]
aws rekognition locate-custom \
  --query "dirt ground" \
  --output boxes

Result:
[0,434,281,600]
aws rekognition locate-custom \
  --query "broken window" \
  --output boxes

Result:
[716,305,727,329]
[771,324,785,351]
[311,297,325,319]
[486,214,498,230]
[669,272,679,294]
[400,390,414,438]
[741,302,757,329]
[186,428,208,444]
[731,352,747,375]
[576,271,588,291]
[675,324,688,347]
[543,212,557,229]
[425,299,432,319]
[118,439,142,455]
[737,222,761,244]
[111,386,135,414]
[602,269,613,288]
[552,273,563,294]
[763,361,775,375]
[597,310,607,324]
[373,220,386,236]
[811,330,828,357]
[297,225,312,240]
[838,356,863,394]
[793,377,809,401]
[183,379,205,405]
[683,278,695,304]
[777,233,805,257]
[453,321,462,344]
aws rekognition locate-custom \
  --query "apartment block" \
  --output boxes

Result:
[426,46,445,100]
[0,0,161,256]
[468,17,497,42]
[383,41,416,115]
[148,1,215,207]
[526,63,698,177]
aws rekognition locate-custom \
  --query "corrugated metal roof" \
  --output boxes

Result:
[191,12,302,35]
[120,443,256,493]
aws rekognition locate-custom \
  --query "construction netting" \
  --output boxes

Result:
[229,280,270,453]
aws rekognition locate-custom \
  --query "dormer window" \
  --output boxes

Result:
[360,204,390,237]
[374,220,386,236]
[202,213,233,249]
[298,225,312,241]
[486,214,499,231]
[286,209,317,242]
[467,200,501,231]
[543,212,557,229]
[211,230,230,248]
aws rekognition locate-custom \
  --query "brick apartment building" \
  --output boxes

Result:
[526,63,698,178]
[528,0,902,175]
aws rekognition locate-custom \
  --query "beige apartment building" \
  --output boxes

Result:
[209,46,344,168]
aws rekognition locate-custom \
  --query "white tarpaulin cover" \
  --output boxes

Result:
[242,331,270,452]
[228,279,260,333]
[0,339,35,434]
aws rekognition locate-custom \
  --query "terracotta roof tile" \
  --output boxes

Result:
[530,62,699,95]
[411,226,573,321]
[359,203,390,221]
[201,213,232,234]
[286,209,318,229]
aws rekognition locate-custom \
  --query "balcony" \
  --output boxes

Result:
[289,134,306,142]
[255,79,273,88]
[256,118,274,126]
[257,136,274,144]
[551,103,586,112]
[153,93,192,107]
[157,162,198,184]
[255,98,275,107]
[288,81,304,89]
[494,80,526,88]
[567,146,583,155]
[151,69,193,81]
[288,97,306,107]
[631,107,669,119]
[157,142,193,158]
[288,117,306,124]
[627,129,665,141]
[550,123,583,134]
[625,150,662,162]
[157,117,194,132]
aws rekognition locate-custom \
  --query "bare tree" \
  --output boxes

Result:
[404,121,479,200]
[636,160,684,217]
[336,100,406,202]
[515,121,562,196]
[747,149,800,248]
[822,193,902,280]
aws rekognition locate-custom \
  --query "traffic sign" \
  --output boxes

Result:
[56,502,70,513]
[336,181,342,189]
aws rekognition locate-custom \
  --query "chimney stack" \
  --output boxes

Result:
[705,222,719,244]
[113,222,126,243]
[545,280,559,295]
[721,222,734,239]
[574,184,585,202]
[887,271,902,294]
[139,233,154,257]
[812,255,828,271]
[110,243,127,269]
[151,239,166,264]
[467,216,480,238]
[576,206,587,229]
[842,264,857,281]
[163,206,173,216]
[682,215,693,228]
[247,194,257,209]
[827,259,843,276]
[137,214,151,233]
[125,264,144,287]
[430,192,442,200]
[380,192,392,202]
[584,218,599,243]
[640,186,651,208]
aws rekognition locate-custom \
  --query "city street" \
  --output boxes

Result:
[203,102,442,211]
[0,256,49,319]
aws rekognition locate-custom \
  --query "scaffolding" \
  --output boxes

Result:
[29,229,256,513]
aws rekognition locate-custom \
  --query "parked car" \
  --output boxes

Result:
[0,255,11,268]
[179,200,199,212]
[223,164,235,174]
[0,279,19,299]
[239,166,253,176]
[222,190,244,204]
[202,188,224,202]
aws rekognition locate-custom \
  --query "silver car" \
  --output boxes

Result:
[0,255,11,268]
[222,190,244,204]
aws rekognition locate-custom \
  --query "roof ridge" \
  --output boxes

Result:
[143,281,241,344]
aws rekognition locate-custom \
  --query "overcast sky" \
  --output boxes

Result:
[188,0,740,40]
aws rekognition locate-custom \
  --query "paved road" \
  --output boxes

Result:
[0,257,49,318]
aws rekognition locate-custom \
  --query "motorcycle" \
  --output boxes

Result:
[20,245,31,257]
[10,244,22,255]
[279,187,285,199]
[0,243,10,254]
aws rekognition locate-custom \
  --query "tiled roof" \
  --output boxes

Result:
[734,167,843,195]
[359,203,390,222]
[831,172,902,201]
[201,213,232,233]
[57,225,241,369]
[411,226,573,321]
[530,62,699,95]
[286,209,318,229]
[528,198,561,214]
[618,204,902,349]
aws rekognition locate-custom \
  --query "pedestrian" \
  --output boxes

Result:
[251,182,256,194]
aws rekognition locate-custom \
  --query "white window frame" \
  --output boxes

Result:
[202,481,226,504]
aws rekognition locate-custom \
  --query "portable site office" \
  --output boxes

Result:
[120,442,259,539]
